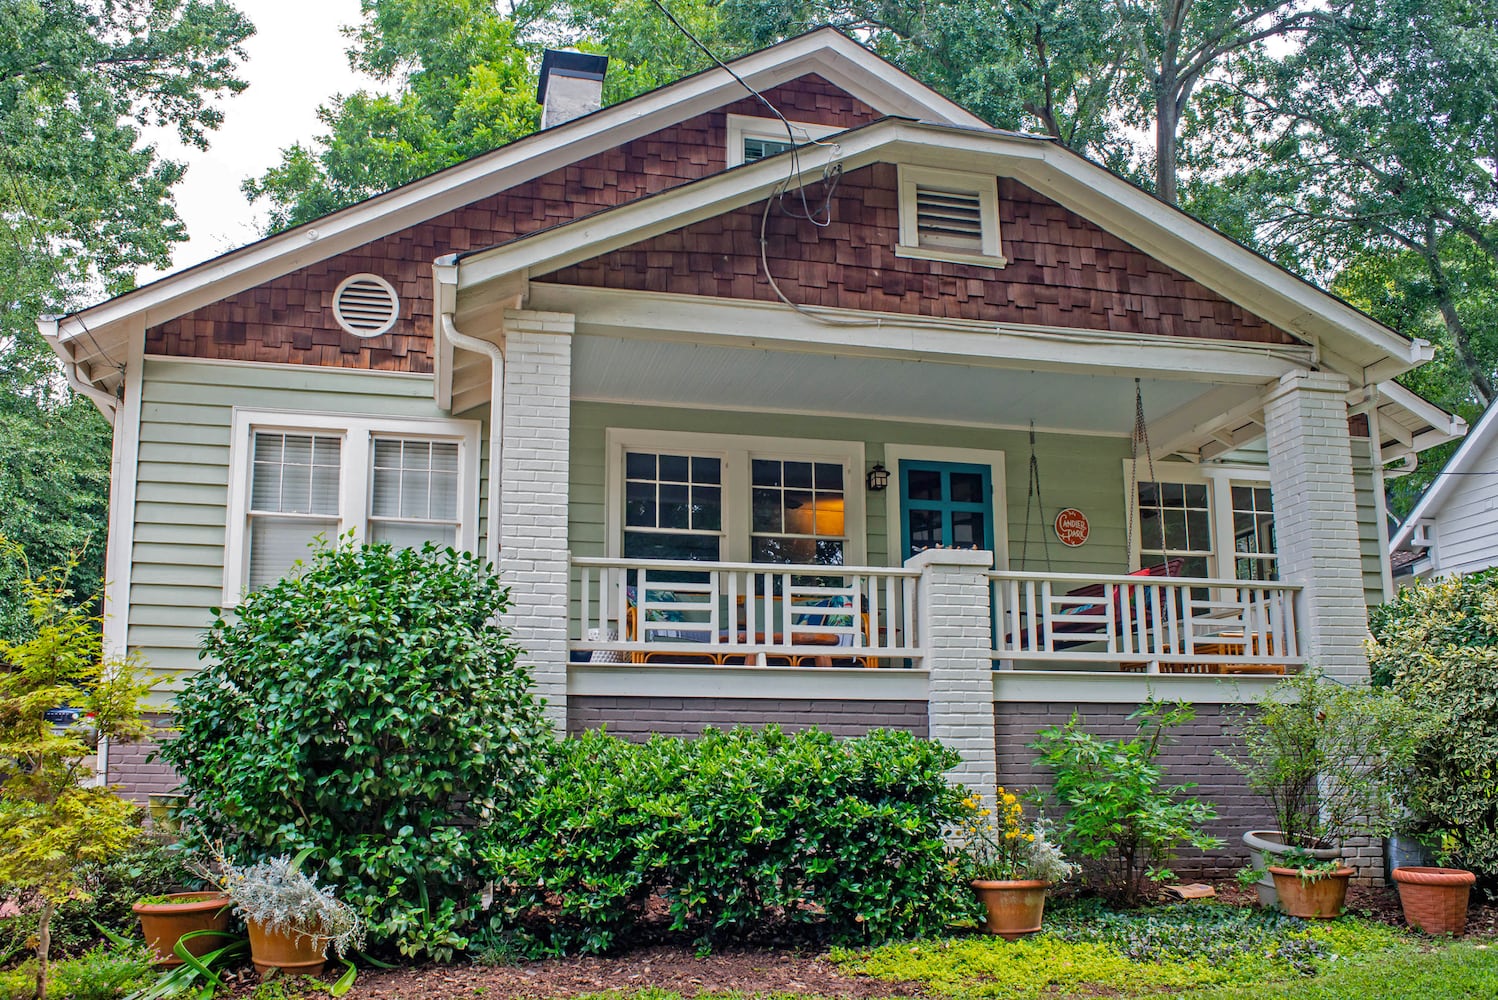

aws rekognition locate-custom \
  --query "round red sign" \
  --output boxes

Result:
[1054,508,1089,547]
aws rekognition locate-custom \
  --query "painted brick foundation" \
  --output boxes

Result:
[567,696,929,740]
[995,701,1347,883]
[107,713,181,806]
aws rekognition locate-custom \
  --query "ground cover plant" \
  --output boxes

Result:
[835,900,1425,999]
[161,540,552,962]
[1368,569,1498,892]
[485,726,975,955]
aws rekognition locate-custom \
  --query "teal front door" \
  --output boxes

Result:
[899,460,995,559]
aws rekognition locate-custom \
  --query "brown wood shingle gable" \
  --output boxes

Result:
[541,164,1301,345]
[144,76,879,372]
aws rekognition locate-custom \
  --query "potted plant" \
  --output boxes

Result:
[131,891,233,967]
[953,788,1077,940]
[194,847,362,977]
[1225,670,1420,918]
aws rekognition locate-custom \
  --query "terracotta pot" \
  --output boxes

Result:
[246,918,328,978]
[1267,865,1353,919]
[971,879,1050,940]
[1392,866,1476,936]
[131,892,232,967]
[1242,831,1340,909]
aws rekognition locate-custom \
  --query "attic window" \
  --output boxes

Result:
[725,114,842,167]
[332,273,400,337]
[896,165,1006,268]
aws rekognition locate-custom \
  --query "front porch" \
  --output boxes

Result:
[569,555,1304,675]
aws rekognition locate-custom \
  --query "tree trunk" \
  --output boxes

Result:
[1425,248,1496,408]
[1156,86,1180,205]
[36,899,55,1000]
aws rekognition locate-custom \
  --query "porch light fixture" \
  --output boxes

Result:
[866,463,890,492]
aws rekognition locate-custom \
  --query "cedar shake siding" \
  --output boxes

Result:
[143,77,878,372]
[545,167,1300,345]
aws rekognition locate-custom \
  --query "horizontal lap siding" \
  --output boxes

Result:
[570,401,1131,572]
[1351,438,1388,607]
[129,359,466,681]
[1431,429,1498,576]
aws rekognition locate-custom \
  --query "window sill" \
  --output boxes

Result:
[894,244,1008,269]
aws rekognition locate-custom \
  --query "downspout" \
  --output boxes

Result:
[432,259,505,569]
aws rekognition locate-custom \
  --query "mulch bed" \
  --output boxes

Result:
[214,881,1497,999]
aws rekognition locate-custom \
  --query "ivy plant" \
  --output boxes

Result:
[161,540,551,961]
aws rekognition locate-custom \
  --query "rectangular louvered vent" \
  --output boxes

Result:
[915,185,985,251]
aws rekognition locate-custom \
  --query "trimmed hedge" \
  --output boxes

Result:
[484,726,975,954]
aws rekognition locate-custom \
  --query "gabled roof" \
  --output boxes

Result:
[1391,400,1497,551]
[45,28,984,392]
[448,116,1432,386]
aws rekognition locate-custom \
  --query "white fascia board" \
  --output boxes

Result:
[1390,399,1490,551]
[527,283,1305,384]
[55,29,975,355]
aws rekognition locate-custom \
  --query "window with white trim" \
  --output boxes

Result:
[608,429,864,567]
[1126,464,1278,582]
[725,114,843,167]
[1137,481,1213,579]
[1229,484,1278,581]
[226,412,480,601]
[896,165,1006,267]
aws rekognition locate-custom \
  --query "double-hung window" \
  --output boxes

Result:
[1128,465,1278,582]
[609,429,863,566]
[226,411,481,603]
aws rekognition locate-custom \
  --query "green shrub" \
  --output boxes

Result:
[484,726,974,955]
[1032,700,1221,907]
[1222,670,1421,855]
[160,540,552,961]
[1368,571,1498,890]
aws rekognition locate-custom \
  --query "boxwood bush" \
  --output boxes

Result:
[161,541,552,960]
[1368,570,1498,891]
[484,726,974,955]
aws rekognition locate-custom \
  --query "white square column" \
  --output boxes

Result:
[500,310,575,731]
[1262,370,1369,683]
[910,548,997,794]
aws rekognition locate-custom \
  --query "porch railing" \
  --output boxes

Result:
[570,557,922,667]
[989,570,1303,674]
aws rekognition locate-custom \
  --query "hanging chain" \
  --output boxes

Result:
[1124,378,1170,577]
[1020,421,1052,572]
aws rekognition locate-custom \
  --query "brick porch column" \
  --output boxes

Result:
[1263,370,1381,881]
[1262,370,1369,683]
[500,310,575,732]
[910,548,996,795]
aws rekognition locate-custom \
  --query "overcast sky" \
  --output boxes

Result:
[139,0,379,281]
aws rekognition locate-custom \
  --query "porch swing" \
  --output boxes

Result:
[1008,380,1182,650]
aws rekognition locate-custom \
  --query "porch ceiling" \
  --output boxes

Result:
[570,334,1229,436]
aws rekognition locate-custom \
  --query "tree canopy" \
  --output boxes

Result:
[0,0,252,630]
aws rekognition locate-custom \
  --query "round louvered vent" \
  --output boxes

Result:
[332,273,399,337]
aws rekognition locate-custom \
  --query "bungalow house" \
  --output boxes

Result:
[45,30,1464,877]
[1390,401,1498,582]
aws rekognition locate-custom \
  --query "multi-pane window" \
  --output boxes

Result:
[232,416,477,599]
[247,432,343,590]
[751,459,846,565]
[370,438,460,550]
[1231,485,1278,581]
[623,451,723,561]
[1137,481,1212,578]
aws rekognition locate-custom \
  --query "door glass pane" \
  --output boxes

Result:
[950,472,984,503]
[952,511,986,548]
[909,509,943,552]
[907,469,941,500]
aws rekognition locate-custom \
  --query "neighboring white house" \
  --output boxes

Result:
[1392,402,1498,582]
[42,29,1466,876]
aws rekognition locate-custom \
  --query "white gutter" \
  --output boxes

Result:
[37,316,118,416]
[433,259,504,568]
